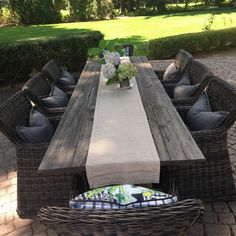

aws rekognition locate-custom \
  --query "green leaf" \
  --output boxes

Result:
[106,78,114,85]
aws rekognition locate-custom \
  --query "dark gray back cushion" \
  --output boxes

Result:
[57,70,75,86]
[16,109,54,143]
[174,72,199,99]
[163,62,182,80]
[186,92,229,131]
[41,86,69,108]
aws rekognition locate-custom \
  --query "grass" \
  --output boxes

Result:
[0,8,236,55]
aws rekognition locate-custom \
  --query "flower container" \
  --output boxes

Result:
[119,78,130,89]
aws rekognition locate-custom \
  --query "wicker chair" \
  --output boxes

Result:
[38,199,203,236]
[163,59,213,106]
[0,91,73,218]
[42,59,76,92]
[173,76,236,200]
[155,49,193,84]
[22,72,68,117]
[115,44,134,57]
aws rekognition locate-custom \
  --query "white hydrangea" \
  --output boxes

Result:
[104,52,121,66]
[102,63,116,79]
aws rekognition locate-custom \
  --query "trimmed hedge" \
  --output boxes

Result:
[149,27,236,59]
[0,31,103,85]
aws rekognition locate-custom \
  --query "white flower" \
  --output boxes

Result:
[104,52,121,66]
[102,63,116,79]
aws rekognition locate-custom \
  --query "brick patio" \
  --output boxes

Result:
[0,50,236,235]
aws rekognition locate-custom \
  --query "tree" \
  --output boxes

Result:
[9,0,60,24]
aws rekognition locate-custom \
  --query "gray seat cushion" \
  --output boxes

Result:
[16,109,54,143]
[41,85,69,108]
[163,62,182,80]
[57,70,76,86]
[186,92,229,131]
[174,72,199,99]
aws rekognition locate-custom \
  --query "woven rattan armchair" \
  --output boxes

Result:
[164,59,213,106]
[155,49,193,84]
[115,44,134,56]
[173,76,236,200]
[38,199,203,236]
[22,72,68,117]
[42,59,76,92]
[0,91,73,218]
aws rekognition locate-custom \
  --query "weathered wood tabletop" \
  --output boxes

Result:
[38,56,205,174]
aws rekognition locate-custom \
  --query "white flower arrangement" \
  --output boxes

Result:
[102,63,116,79]
[117,63,137,81]
[103,51,121,66]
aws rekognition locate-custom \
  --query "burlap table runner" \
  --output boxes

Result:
[86,58,160,188]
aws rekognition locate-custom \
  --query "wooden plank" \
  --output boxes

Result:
[131,56,205,165]
[39,60,101,174]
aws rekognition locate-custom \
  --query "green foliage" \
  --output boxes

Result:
[68,0,114,21]
[202,13,215,31]
[9,0,61,24]
[0,6,19,25]
[0,32,103,85]
[149,27,236,59]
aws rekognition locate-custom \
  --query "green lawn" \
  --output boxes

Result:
[0,9,236,55]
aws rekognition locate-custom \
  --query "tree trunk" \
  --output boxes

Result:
[156,0,167,12]
[120,0,125,13]
[127,0,134,12]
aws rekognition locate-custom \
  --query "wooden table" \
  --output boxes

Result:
[39,56,205,175]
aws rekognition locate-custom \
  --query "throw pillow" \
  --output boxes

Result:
[163,62,182,81]
[174,72,199,99]
[41,85,69,108]
[57,70,75,86]
[16,109,54,143]
[186,92,229,131]
[70,184,177,209]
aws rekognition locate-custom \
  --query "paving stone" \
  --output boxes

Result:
[229,201,236,212]
[46,229,58,236]
[203,202,213,212]
[0,174,7,183]
[8,171,17,179]
[0,214,6,225]
[0,179,11,189]
[213,202,230,213]
[7,184,17,194]
[231,225,236,236]
[10,177,17,185]
[13,218,35,230]
[10,192,17,201]
[5,212,14,222]
[0,221,15,235]
[185,223,204,236]
[34,232,48,236]
[6,225,32,236]
[218,213,235,224]
[32,222,48,234]
[205,224,231,236]
[202,212,218,224]
[0,188,6,197]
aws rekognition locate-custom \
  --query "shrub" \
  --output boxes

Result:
[149,27,236,59]
[0,31,103,85]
